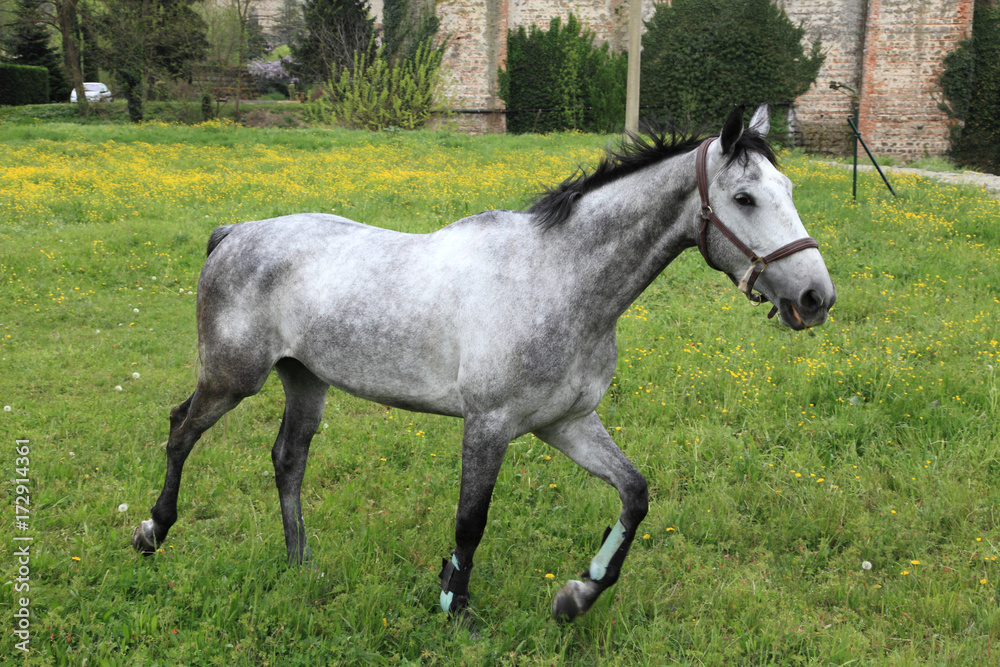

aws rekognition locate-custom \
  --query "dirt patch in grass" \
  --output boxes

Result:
[238,104,306,129]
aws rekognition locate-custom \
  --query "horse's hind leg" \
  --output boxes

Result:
[534,411,649,620]
[131,381,249,554]
[271,358,329,564]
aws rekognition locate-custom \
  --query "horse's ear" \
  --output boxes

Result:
[749,103,771,138]
[719,105,745,155]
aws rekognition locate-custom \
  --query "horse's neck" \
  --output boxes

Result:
[560,152,700,324]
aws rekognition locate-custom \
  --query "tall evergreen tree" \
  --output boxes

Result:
[290,0,374,83]
[3,0,71,101]
[271,0,306,48]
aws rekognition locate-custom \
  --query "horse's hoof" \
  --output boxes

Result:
[131,519,158,555]
[552,579,592,622]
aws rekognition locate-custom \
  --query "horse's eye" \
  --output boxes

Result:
[734,193,755,207]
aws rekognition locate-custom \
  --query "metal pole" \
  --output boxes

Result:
[852,104,859,200]
[625,0,642,138]
[848,116,896,197]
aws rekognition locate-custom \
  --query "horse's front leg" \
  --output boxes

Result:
[439,414,511,617]
[272,358,328,564]
[534,411,649,620]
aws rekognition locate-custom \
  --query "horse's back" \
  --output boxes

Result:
[194,212,532,416]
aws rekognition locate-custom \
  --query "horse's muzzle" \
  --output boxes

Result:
[781,283,837,330]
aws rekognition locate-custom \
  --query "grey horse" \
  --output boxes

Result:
[132,105,836,621]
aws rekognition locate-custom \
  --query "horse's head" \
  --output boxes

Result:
[696,105,836,330]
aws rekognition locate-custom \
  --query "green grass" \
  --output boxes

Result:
[1,122,999,665]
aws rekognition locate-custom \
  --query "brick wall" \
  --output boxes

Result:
[855,0,974,158]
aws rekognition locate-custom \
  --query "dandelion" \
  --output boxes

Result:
[118,503,129,513]
[549,483,557,488]
[133,308,139,314]
[981,578,988,584]
[544,573,555,579]
[862,561,872,570]
[642,534,650,539]
[114,385,123,391]
[3,405,10,412]
[901,570,910,576]
[910,560,920,565]
[71,556,80,561]
[132,372,140,379]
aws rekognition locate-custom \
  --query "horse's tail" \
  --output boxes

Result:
[206,225,236,257]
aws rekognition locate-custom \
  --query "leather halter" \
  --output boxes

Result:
[695,137,819,319]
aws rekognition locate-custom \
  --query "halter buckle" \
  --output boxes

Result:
[700,205,713,218]
[737,257,768,297]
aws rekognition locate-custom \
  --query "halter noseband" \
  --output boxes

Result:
[695,137,819,319]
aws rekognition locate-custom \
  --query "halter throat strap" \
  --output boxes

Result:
[695,137,819,317]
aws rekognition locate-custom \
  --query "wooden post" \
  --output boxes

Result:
[625,0,642,137]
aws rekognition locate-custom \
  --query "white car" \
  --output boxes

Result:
[70,82,113,103]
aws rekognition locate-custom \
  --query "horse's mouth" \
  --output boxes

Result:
[780,299,828,330]
[791,304,805,329]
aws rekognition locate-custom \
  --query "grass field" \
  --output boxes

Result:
[1,120,999,665]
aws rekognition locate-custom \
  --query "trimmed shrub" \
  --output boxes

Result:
[499,15,626,134]
[0,64,49,106]
[640,0,822,143]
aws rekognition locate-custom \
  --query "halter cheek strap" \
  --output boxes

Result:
[695,138,819,319]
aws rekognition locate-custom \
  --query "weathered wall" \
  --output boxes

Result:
[777,0,868,154]
[436,0,508,132]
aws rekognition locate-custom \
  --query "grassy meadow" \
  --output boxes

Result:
[1,120,999,665]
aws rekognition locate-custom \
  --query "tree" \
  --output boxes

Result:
[52,0,88,112]
[290,0,374,83]
[940,1,1000,173]
[2,0,72,101]
[270,0,305,48]
[95,0,207,121]
[640,0,823,140]
[382,0,438,62]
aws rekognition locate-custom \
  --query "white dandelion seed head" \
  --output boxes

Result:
[132,372,140,379]
[3,405,10,412]
[152,276,157,280]
[133,308,139,314]
[114,385,123,391]
[862,561,872,571]
[118,503,129,513]
[95,329,100,334]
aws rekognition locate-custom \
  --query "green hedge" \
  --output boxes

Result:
[640,0,822,142]
[499,15,626,134]
[0,64,50,106]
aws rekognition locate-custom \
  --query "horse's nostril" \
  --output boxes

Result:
[801,288,823,312]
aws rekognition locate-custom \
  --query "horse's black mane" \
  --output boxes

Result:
[529,130,777,229]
